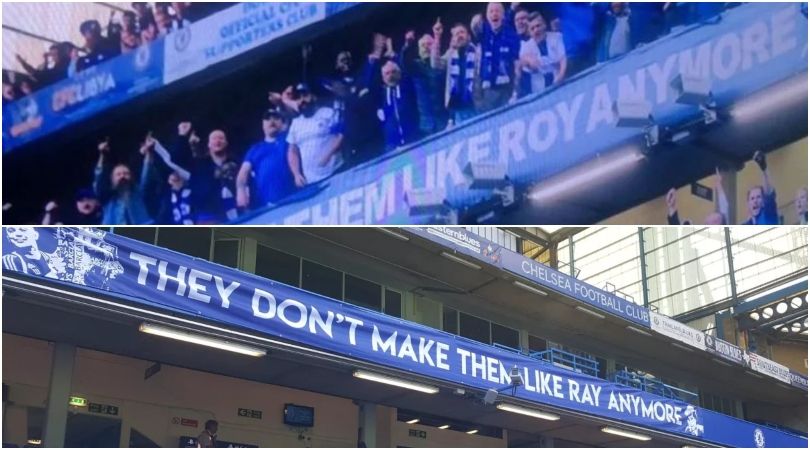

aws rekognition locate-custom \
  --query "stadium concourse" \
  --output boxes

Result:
[2,226,807,447]
[2,2,808,226]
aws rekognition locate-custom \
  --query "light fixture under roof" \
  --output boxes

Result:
[377,228,410,241]
[440,252,482,270]
[466,429,479,435]
[496,403,560,421]
[601,426,652,441]
[438,424,450,430]
[352,370,439,394]
[512,280,548,296]
[406,418,420,424]
[139,323,266,357]
[575,306,606,320]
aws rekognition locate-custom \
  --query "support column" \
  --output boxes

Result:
[358,402,377,448]
[720,168,738,224]
[43,342,75,448]
[637,228,650,308]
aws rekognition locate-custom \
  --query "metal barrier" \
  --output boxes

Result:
[492,344,599,377]
[611,369,698,401]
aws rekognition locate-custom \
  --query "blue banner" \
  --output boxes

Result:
[243,2,808,224]
[3,38,165,152]
[407,227,503,266]
[499,250,651,327]
[1,227,806,448]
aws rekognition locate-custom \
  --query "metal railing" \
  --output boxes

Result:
[610,369,698,401]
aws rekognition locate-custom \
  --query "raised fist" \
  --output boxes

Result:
[433,17,444,37]
[178,122,193,136]
[98,138,111,153]
[753,151,767,171]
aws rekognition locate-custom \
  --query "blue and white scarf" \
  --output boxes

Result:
[171,188,194,225]
[446,44,477,108]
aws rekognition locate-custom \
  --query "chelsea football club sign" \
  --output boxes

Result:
[1,227,807,449]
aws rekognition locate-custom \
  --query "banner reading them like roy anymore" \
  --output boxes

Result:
[245,2,808,225]
[1,228,806,448]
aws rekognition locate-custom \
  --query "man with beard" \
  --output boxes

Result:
[40,189,102,225]
[742,151,779,225]
[189,129,240,224]
[92,138,154,225]
[286,83,344,185]
[432,19,481,127]
[236,108,298,211]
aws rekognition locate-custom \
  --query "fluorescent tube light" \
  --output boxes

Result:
[438,425,450,429]
[575,306,605,320]
[712,358,732,367]
[139,323,266,357]
[377,228,410,241]
[496,403,560,421]
[513,281,548,296]
[601,427,651,441]
[406,419,420,424]
[671,342,694,352]
[466,429,479,435]
[352,370,439,394]
[626,326,652,337]
[440,252,482,270]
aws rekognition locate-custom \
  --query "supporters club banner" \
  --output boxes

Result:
[745,352,792,385]
[2,39,165,152]
[163,2,337,84]
[2,227,806,448]
[245,2,808,225]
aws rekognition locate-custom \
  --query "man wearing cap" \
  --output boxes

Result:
[236,108,298,211]
[41,189,102,225]
[286,83,344,185]
[76,20,119,72]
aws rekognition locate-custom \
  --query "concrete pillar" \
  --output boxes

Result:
[358,402,378,448]
[720,168,738,224]
[42,343,75,448]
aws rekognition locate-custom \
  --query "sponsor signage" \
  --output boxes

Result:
[650,313,706,351]
[501,251,650,327]
[703,334,744,365]
[3,37,165,152]
[745,353,791,384]
[408,227,502,265]
[3,228,807,447]
[244,3,809,225]
[790,371,808,391]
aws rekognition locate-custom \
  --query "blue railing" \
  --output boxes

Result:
[492,343,600,378]
[611,369,698,401]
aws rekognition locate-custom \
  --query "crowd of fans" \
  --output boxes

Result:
[2,2,221,104]
[7,1,798,226]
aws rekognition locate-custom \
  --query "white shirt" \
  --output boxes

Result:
[287,107,343,184]
[519,32,566,93]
